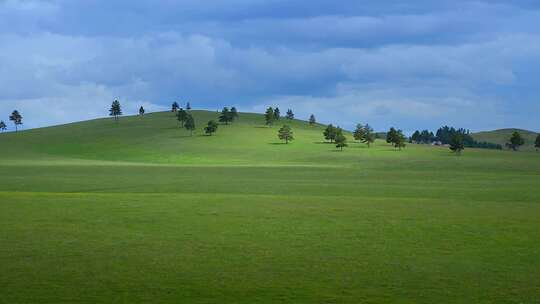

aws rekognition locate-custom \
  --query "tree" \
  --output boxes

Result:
[449,133,464,155]
[309,114,316,126]
[230,107,239,122]
[9,110,23,132]
[109,100,122,121]
[186,102,191,110]
[386,127,398,145]
[265,107,275,126]
[274,107,280,120]
[204,120,218,136]
[355,123,375,147]
[411,130,421,143]
[139,106,145,116]
[506,131,525,151]
[353,123,366,141]
[387,127,406,150]
[286,109,294,120]
[177,108,188,127]
[535,134,540,151]
[324,124,337,143]
[277,125,294,144]
[0,121,6,132]
[335,128,348,151]
[171,102,179,112]
[219,107,232,125]
[184,114,195,136]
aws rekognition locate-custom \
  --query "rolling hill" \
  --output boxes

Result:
[1,110,539,303]
[472,128,538,151]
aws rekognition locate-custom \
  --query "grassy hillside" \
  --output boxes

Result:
[1,111,540,303]
[472,128,538,151]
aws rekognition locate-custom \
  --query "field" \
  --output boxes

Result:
[1,111,539,303]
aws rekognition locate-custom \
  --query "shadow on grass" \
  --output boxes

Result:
[254,126,272,129]
[313,141,333,144]
[268,142,289,145]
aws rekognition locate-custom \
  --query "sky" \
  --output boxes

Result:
[0,0,539,133]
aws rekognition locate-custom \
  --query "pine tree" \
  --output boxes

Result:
[9,110,23,132]
[139,106,145,116]
[286,109,294,120]
[323,124,337,143]
[309,114,316,126]
[335,128,348,151]
[394,130,407,150]
[204,120,218,136]
[184,114,195,136]
[265,107,274,126]
[230,107,239,122]
[177,108,188,127]
[278,125,294,144]
[219,107,231,125]
[361,124,375,147]
[274,107,280,120]
[0,121,7,132]
[449,133,464,155]
[506,131,525,151]
[535,134,540,151]
[172,102,179,112]
[353,124,366,141]
[387,127,406,150]
[186,102,191,110]
[109,100,122,121]
[411,130,421,143]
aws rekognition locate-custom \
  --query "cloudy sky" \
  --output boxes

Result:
[0,0,539,133]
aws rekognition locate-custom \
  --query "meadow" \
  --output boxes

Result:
[1,111,539,303]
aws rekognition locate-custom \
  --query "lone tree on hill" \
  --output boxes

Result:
[139,106,145,116]
[354,123,375,147]
[278,125,294,144]
[449,133,465,155]
[274,107,280,120]
[309,114,316,126]
[177,108,188,127]
[186,102,191,110]
[0,121,7,132]
[109,100,122,121]
[184,114,195,136]
[323,124,337,143]
[9,110,23,131]
[535,134,540,151]
[286,109,294,120]
[506,131,525,151]
[205,120,218,136]
[219,107,232,125]
[387,127,406,150]
[265,107,275,126]
[335,128,348,151]
[230,107,239,122]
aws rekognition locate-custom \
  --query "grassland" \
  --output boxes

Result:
[1,111,539,303]
[472,128,538,151]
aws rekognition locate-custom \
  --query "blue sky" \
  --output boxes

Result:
[0,0,539,133]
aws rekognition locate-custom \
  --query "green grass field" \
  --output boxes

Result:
[1,111,539,303]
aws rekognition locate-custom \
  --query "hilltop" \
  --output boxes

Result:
[472,128,538,151]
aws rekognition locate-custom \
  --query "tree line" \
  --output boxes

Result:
[410,126,503,150]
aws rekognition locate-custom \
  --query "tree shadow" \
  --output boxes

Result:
[268,142,288,145]
[254,126,271,129]
[313,141,332,144]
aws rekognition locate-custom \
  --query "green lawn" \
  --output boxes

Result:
[1,111,539,303]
